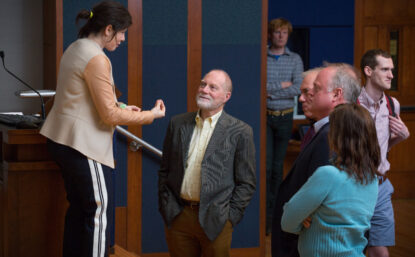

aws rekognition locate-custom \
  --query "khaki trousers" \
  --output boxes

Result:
[165,206,233,257]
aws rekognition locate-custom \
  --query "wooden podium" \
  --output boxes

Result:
[0,125,67,257]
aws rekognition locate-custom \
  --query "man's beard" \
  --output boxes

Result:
[196,93,221,111]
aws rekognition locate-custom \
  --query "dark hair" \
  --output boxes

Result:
[360,49,391,79]
[329,104,380,184]
[76,1,132,39]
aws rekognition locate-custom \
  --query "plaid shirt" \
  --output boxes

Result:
[266,47,303,111]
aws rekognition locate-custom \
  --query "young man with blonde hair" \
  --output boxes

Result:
[266,17,303,235]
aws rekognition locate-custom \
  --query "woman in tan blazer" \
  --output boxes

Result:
[40,2,165,257]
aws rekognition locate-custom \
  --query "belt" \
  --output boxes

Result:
[181,198,200,209]
[378,175,387,185]
[267,108,294,116]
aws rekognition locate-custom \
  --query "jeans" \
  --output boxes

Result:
[266,113,293,233]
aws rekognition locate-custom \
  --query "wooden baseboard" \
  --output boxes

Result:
[141,247,260,257]
[110,244,140,257]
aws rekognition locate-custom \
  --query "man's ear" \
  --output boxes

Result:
[333,88,343,102]
[364,66,372,78]
[224,91,231,103]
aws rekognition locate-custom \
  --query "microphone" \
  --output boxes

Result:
[0,50,46,120]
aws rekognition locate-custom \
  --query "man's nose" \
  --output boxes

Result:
[388,70,393,79]
[200,86,209,93]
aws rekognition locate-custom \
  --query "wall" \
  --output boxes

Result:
[140,0,188,252]
[14,0,263,253]
[140,0,263,253]
[0,0,44,114]
[202,0,262,248]
[268,0,355,68]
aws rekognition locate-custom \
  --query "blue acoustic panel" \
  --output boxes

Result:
[309,27,354,68]
[202,45,261,248]
[142,0,187,45]
[141,0,188,253]
[202,0,262,249]
[202,0,262,45]
[141,44,188,253]
[202,0,262,248]
[268,0,354,26]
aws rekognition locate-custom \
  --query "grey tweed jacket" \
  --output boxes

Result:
[158,111,256,241]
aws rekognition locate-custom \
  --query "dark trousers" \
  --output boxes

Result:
[266,113,293,233]
[47,139,114,257]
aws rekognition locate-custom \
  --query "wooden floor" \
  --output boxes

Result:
[389,199,415,257]
[111,199,414,257]
[265,199,415,257]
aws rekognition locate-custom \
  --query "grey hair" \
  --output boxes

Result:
[302,67,323,79]
[323,61,362,81]
[328,66,362,103]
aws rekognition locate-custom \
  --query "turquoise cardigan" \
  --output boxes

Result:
[282,165,378,257]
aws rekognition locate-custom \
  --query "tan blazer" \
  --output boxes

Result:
[41,38,154,168]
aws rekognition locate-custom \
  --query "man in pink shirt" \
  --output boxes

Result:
[358,49,410,257]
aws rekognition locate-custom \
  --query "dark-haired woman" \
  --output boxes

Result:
[281,104,380,257]
[40,1,165,257]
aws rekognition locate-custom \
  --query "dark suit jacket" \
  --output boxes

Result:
[271,122,330,257]
[158,111,256,241]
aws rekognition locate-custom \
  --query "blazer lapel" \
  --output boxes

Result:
[180,113,196,166]
[290,122,329,167]
[202,112,228,162]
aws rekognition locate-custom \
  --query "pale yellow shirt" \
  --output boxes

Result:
[180,110,223,201]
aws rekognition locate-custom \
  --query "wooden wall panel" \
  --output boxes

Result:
[127,0,143,254]
[363,0,415,19]
[376,26,389,50]
[260,0,268,255]
[362,26,378,50]
[187,0,202,112]
[400,26,415,105]
[43,0,63,90]
[388,112,415,172]
[115,207,127,249]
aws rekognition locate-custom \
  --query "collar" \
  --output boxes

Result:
[267,46,291,57]
[360,87,385,107]
[314,116,329,133]
[195,110,223,128]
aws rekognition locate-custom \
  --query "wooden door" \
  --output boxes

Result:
[354,0,415,198]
